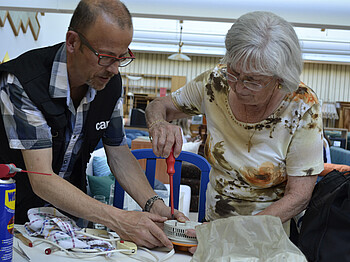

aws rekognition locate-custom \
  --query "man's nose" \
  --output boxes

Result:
[106,61,119,75]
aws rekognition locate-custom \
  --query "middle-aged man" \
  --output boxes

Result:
[0,0,185,249]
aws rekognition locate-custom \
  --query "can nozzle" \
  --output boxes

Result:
[0,164,22,179]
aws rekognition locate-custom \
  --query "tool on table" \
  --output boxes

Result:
[166,149,176,219]
[13,243,31,261]
[0,163,52,179]
[45,247,60,255]
[14,228,33,247]
[116,240,137,255]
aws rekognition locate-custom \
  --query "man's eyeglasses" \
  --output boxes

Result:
[69,27,135,67]
[226,71,275,91]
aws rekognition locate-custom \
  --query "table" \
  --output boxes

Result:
[13,225,192,262]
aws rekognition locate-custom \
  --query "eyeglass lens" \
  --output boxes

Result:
[227,73,262,90]
[98,55,133,67]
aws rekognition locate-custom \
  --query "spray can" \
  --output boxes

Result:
[0,178,16,262]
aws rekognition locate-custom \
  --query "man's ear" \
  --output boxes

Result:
[66,31,79,53]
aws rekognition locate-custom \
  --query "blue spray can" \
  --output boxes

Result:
[0,178,16,262]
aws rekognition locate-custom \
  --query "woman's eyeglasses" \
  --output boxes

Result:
[69,27,135,67]
[226,71,275,91]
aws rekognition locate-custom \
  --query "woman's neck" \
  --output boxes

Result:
[229,88,286,123]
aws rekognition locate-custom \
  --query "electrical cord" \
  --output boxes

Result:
[32,230,175,261]
[33,239,124,259]
[75,230,121,242]
[138,247,175,262]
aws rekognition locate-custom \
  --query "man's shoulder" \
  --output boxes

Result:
[0,43,64,82]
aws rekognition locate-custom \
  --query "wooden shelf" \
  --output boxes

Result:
[121,73,186,117]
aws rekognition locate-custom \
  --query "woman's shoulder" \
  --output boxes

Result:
[192,64,224,83]
[285,82,319,107]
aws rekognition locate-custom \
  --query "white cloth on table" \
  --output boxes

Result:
[24,207,114,252]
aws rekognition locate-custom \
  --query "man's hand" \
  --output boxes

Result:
[149,120,183,158]
[109,209,173,249]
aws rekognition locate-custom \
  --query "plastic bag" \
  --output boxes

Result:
[191,215,306,262]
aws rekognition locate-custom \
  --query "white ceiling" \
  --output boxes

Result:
[1,0,350,64]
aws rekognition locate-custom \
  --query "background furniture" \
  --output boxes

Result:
[113,148,211,222]
[130,137,169,184]
[85,146,191,217]
[330,146,350,166]
[129,108,147,128]
[324,127,349,149]
[121,73,186,117]
[336,101,350,131]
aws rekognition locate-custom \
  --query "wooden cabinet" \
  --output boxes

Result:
[336,101,350,131]
[121,73,186,117]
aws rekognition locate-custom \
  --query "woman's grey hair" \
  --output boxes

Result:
[222,11,302,92]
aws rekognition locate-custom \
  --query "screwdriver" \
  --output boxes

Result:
[166,149,175,220]
[14,228,33,247]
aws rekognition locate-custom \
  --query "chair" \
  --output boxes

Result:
[113,148,211,222]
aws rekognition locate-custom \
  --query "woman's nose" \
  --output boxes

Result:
[235,79,246,90]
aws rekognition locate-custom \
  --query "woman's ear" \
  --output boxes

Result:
[66,31,79,53]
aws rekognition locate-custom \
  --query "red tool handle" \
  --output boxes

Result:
[166,150,176,219]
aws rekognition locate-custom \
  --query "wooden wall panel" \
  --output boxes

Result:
[121,52,350,103]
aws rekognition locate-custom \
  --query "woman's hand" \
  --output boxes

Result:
[149,120,183,158]
[186,229,198,254]
[185,222,208,254]
[151,198,188,222]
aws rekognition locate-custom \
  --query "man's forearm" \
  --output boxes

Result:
[22,148,119,225]
[29,166,118,224]
[104,144,157,209]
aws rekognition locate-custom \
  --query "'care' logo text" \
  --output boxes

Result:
[96,121,110,131]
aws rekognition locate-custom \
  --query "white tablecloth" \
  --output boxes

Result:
[13,225,192,262]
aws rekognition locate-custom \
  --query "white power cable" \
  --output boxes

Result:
[75,230,121,242]
[32,239,126,259]
[32,230,175,261]
[139,247,175,262]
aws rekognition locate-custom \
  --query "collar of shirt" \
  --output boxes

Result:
[48,43,96,109]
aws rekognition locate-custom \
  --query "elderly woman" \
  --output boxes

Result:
[146,11,323,237]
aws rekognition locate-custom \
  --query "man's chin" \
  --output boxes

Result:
[92,84,106,91]
[87,81,107,91]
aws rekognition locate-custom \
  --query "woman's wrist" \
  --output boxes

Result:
[148,119,167,129]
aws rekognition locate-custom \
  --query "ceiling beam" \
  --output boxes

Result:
[1,0,350,30]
